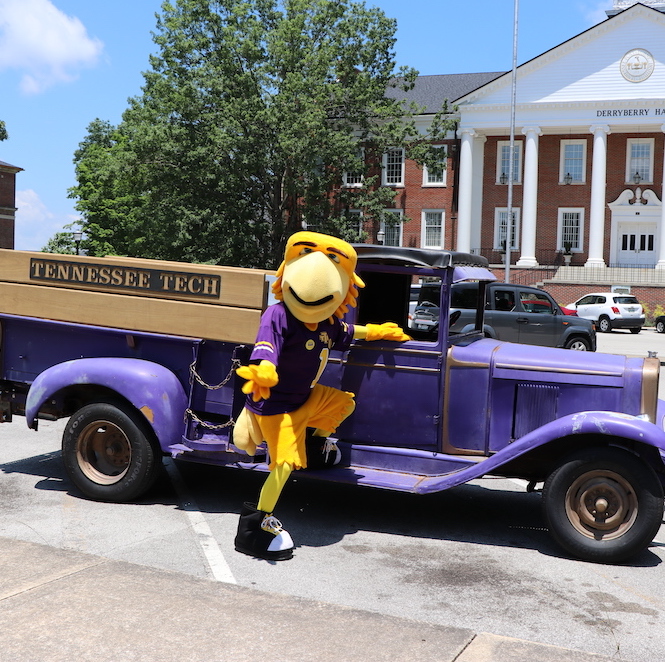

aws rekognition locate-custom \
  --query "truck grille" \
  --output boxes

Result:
[514,383,559,439]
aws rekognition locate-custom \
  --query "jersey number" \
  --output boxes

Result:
[310,348,329,388]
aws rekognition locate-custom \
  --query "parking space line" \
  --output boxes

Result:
[164,458,237,584]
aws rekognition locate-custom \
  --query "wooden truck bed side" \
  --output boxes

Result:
[0,249,271,344]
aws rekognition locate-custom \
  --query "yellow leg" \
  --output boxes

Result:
[257,462,293,513]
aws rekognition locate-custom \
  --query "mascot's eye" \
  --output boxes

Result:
[299,247,313,256]
[327,253,340,263]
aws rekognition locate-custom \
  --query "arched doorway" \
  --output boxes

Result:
[609,188,662,267]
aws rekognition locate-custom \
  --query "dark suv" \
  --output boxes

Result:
[412,281,596,350]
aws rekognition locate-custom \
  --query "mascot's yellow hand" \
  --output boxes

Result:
[236,360,279,402]
[364,322,412,342]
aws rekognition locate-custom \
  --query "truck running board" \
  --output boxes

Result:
[170,439,487,494]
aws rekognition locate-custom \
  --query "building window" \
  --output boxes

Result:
[496,141,522,184]
[382,148,404,186]
[626,138,654,184]
[557,208,584,251]
[422,146,447,186]
[560,140,586,183]
[345,210,364,241]
[494,208,520,249]
[422,210,444,248]
[381,209,403,246]
[343,148,364,187]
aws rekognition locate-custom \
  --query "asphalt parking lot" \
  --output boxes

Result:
[594,326,665,397]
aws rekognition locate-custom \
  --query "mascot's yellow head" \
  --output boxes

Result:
[272,231,365,326]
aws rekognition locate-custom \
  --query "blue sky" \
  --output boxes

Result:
[0,0,612,251]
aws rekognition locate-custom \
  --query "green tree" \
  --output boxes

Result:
[68,0,454,268]
[0,121,7,141]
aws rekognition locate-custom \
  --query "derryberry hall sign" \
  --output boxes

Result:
[596,108,665,117]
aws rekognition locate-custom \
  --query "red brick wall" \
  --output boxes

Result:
[344,131,665,266]
[395,141,456,249]
[0,167,17,250]
[478,132,665,264]
[0,169,16,208]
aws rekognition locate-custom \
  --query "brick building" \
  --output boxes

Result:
[0,160,21,250]
[348,0,665,312]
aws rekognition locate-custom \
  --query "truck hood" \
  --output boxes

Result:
[452,338,645,393]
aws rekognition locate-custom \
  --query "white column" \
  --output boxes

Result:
[470,134,487,253]
[516,126,541,267]
[586,124,610,268]
[656,124,665,269]
[456,128,476,253]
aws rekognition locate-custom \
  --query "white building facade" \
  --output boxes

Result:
[454,1,665,271]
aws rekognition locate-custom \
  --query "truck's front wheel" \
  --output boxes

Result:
[542,448,663,563]
[62,402,161,502]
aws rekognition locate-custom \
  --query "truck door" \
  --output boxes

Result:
[333,269,444,452]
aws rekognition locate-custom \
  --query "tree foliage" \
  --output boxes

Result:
[0,121,7,142]
[68,0,454,268]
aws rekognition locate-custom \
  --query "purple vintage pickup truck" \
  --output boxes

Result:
[2,245,664,564]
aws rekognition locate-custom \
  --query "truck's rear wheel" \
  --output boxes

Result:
[542,448,663,563]
[62,402,161,502]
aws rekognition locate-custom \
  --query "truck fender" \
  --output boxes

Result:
[491,410,665,471]
[26,357,188,449]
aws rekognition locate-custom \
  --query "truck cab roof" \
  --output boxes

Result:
[353,244,490,270]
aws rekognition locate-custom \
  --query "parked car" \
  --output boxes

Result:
[412,281,596,350]
[408,282,439,329]
[655,315,665,333]
[566,292,644,333]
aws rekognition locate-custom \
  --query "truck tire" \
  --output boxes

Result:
[542,447,663,563]
[598,315,612,333]
[564,336,590,351]
[62,402,162,502]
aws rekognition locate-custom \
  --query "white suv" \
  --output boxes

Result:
[567,292,644,334]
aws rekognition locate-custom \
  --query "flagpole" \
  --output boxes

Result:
[505,0,519,283]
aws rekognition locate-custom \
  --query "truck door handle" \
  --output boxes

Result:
[516,317,528,324]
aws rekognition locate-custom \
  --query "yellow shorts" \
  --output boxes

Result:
[256,384,355,470]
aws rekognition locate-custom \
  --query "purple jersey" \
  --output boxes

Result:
[245,302,355,416]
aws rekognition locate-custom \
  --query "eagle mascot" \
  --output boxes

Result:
[233,231,410,560]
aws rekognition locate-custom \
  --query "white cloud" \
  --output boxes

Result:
[0,0,103,94]
[14,189,77,251]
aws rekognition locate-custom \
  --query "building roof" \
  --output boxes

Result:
[385,72,506,114]
[0,160,23,172]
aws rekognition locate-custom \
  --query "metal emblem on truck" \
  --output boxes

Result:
[29,257,221,298]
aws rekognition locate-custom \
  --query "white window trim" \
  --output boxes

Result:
[556,208,584,252]
[343,148,365,188]
[421,209,445,249]
[381,209,404,246]
[382,148,405,187]
[422,146,447,187]
[496,140,522,184]
[625,137,655,184]
[493,207,521,250]
[559,139,587,184]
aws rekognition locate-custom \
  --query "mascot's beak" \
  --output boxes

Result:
[282,249,349,324]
